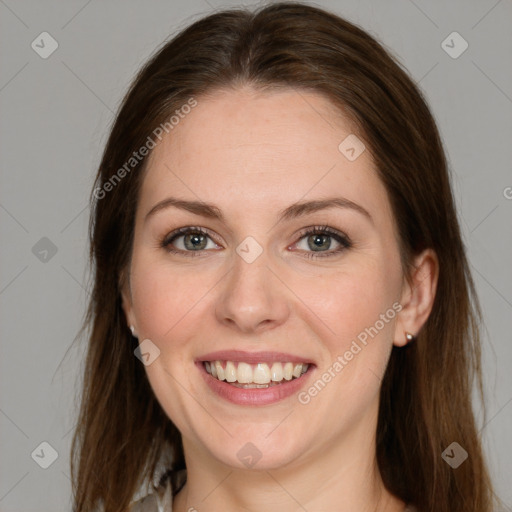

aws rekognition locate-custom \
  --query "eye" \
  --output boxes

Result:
[292,225,352,259]
[161,226,220,256]
[160,225,352,259]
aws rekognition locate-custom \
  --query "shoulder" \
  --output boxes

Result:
[128,468,187,512]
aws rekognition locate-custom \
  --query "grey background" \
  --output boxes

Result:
[0,0,511,510]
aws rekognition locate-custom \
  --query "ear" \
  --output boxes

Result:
[119,267,138,333]
[394,248,439,347]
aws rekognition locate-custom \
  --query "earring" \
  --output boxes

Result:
[405,331,414,342]
[130,325,138,338]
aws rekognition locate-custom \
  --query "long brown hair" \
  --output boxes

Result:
[70,2,497,511]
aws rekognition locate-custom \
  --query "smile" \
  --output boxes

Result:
[196,352,315,405]
[204,360,309,388]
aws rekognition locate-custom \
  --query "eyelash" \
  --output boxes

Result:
[160,225,352,259]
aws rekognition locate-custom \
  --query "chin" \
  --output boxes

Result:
[202,427,309,471]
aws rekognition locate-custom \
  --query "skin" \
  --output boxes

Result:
[121,86,438,512]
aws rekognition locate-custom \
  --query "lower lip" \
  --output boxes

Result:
[196,362,315,406]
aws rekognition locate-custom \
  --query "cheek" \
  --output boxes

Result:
[299,259,400,350]
[129,260,210,433]
[294,266,401,421]
[130,258,213,342]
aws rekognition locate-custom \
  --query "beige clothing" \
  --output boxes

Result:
[128,469,186,512]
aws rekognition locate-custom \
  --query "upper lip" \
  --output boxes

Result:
[196,350,315,365]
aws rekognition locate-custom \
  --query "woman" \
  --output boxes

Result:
[70,2,498,511]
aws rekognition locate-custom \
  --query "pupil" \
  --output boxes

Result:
[185,233,206,250]
[309,234,330,251]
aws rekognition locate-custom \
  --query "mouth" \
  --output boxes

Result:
[195,351,315,405]
[203,360,310,388]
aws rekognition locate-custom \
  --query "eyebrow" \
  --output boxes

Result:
[144,196,373,225]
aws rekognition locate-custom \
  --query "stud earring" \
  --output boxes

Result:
[405,331,414,342]
[130,325,138,338]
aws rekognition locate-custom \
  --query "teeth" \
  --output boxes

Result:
[204,360,309,385]
[225,361,237,382]
[270,362,283,382]
[292,363,303,378]
[253,363,269,384]
[283,362,293,380]
[214,361,225,381]
[237,362,252,384]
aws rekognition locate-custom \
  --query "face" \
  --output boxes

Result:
[121,86,414,472]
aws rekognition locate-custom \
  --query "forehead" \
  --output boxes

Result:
[138,86,391,228]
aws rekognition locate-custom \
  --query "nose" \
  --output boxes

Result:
[215,246,290,334]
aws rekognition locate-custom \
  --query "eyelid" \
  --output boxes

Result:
[294,225,351,245]
[291,225,352,258]
[161,226,222,253]
[160,224,352,258]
